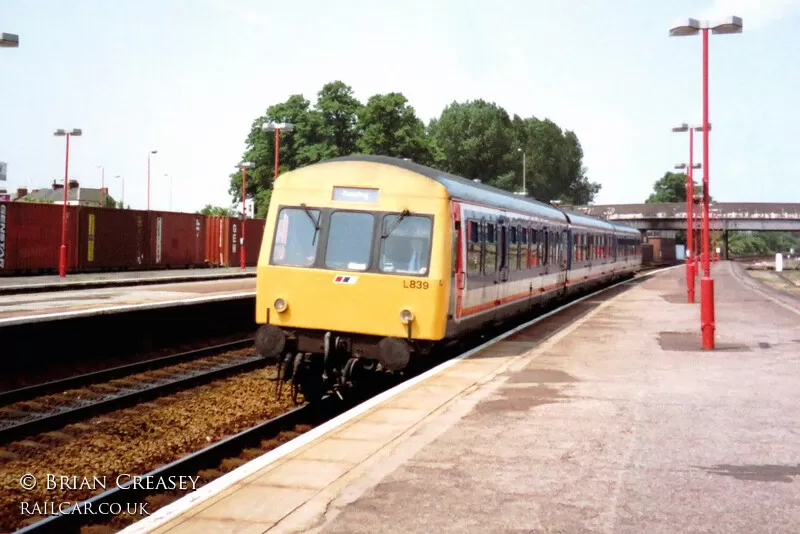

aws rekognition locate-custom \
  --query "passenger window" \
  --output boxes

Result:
[325,211,373,271]
[379,214,432,275]
[271,207,321,267]
[509,226,518,271]
[484,223,497,273]
[467,220,481,275]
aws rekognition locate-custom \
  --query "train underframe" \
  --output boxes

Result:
[254,324,439,403]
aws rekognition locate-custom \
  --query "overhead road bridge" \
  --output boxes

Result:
[563,202,800,259]
[566,203,800,232]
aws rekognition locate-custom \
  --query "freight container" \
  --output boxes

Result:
[77,207,147,270]
[646,236,677,264]
[204,216,236,267]
[148,212,207,268]
[0,201,79,274]
[244,218,266,266]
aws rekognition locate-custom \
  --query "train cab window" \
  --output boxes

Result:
[271,207,321,267]
[466,220,481,275]
[379,214,432,275]
[484,223,497,273]
[325,211,374,271]
[509,226,518,271]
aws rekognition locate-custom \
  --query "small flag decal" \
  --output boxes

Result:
[333,275,359,284]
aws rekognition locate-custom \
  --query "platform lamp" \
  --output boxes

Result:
[674,161,702,303]
[54,128,82,277]
[1,32,19,47]
[238,161,255,269]
[114,175,124,207]
[147,150,158,210]
[96,164,105,208]
[516,147,527,195]
[261,122,294,181]
[670,15,742,350]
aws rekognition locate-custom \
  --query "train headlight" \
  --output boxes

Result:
[274,298,288,312]
[400,309,414,324]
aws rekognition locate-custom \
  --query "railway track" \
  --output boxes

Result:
[13,268,664,534]
[0,340,262,445]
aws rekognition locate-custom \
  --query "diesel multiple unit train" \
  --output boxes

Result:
[254,155,642,400]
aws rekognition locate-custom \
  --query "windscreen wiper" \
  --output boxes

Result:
[300,203,321,245]
[382,209,411,239]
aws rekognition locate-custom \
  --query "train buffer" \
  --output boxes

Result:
[123,261,800,534]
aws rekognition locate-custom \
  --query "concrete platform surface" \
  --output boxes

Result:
[0,267,256,295]
[125,262,800,534]
[0,278,256,326]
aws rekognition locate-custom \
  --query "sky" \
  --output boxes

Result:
[2,0,800,212]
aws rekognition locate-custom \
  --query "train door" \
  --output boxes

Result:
[542,227,549,273]
[499,225,509,283]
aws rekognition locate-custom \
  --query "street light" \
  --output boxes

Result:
[261,122,295,181]
[0,33,19,47]
[672,122,710,303]
[164,173,172,211]
[517,148,527,195]
[238,161,255,269]
[670,15,742,350]
[115,175,124,207]
[96,164,105,208]
[53,128,82,277]
[147,150,157,210]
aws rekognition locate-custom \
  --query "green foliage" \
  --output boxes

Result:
[646,172,688,203]
[230,81,603,215]
[356,93,436,165]
[21,197,55,204]
[727,231,800,256]
[103,196,116,208]
[645,172,712,204]
[198,204,237,217]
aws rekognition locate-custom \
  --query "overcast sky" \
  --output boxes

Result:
[2,0,799,211]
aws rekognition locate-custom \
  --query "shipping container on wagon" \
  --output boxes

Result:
[0,201,79,274]
[148,211,207,268]
[76,207,148,271]
[204,216,238,267]
[244,218,266,266]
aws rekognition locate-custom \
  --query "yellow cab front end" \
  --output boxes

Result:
[253,159,451,375]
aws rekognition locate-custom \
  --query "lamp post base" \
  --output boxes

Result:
[59,245,67,278]
[686,261,696,303]
[700,277,715,349]
[241,244,246,270]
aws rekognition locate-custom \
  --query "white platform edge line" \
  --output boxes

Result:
[119,265,675,534]
[0,273,256,292]
[0,292,257,327]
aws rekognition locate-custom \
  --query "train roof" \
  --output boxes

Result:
[608,222,642,237]
[561,210,616,232]
[322,155,569,223]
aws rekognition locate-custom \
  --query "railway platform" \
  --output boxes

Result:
[0,267,256,295]
[124,261,800,534]
[0,277,255,326]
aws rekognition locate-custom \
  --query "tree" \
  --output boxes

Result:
[645,172,713,204]
[429,99,515,183]
[315,81,362,157]
[356,92,436,165]
[646,172,687,203]
[198,204,237,217]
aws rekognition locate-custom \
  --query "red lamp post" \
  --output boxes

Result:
[239,161,255,269]
[670,15,743,350]
[262,122,295,182]
[53,128,82,277]
[147,150,157,210]
[672,158,702,303]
